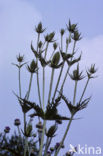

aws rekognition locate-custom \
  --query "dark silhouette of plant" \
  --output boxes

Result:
[0,20,97,156]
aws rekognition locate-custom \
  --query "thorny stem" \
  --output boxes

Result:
[60,40,76,92]
[79,78,90,103]
[36,33,42,108]
[39,68,54,156]
[53,33,71,100]
[54,115,74,156]
[73,80,78,105]
[43,42,49,110]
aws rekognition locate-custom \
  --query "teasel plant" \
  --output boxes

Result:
[0,20,98,156]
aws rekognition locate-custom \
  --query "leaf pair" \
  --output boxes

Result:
[59,92,90,115]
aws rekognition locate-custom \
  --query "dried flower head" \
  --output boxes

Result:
[27,60,38,73]
[69,64,84,81]
[16,54,24,63]
[53,42,58,50]
[67,20,77,33]
[87,64,97,78]
[60,29,65,36]
[4,126,10,133]
[72,30,82,41]
[45,32,55,42]
[38,41,43,49]
[35,22,46,34]
[14,119,21,126]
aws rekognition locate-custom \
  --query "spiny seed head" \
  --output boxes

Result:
[4,126,10,133]
[38,41,43,49]
[35,22,45,34]
[16,54,24,63]
[88,64,97,74]
[51,52,60,66]
[14,119,21,126]
[87,64,97,78]
[67,20,77,33]
[53,42,58,50]
[72,30,82,41]
[45,32,55,42]
[60,29,65,36]
[70,64,84,81]
[27,60,37,73]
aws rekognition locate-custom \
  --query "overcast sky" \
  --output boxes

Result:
[0,0,103,155]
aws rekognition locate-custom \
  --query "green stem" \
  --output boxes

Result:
[36,34,42,108]
[24,113,26,156]
[50,50,55,60]
[53,33,71,100]
[43,43,49,110]
[54,115,74,156]
[24,137,28,156]
[39,120,46,156]
[18,66,21,98]
[27,73,33,100]
[79,78,90,103]
[17,126,21,138]
[48,68,55,104]
[44,137,49,156]
[61,35,63,51]
[39,68,54,156]
[73,80,78,105]
[60,41,76,92]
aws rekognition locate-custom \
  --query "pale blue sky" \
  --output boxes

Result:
[0,0,103,155]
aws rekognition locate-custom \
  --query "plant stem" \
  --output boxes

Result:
[24,113,26,156]
[60,41,76,92]
[73,80,78,105]
[24,137,28,156]
[43,42,49,110]
[39,120,46,156]
[50,50,55,60]
[17,126,21,138]
[61,35,63,51]
[54,115,74,156]
[27,73,33,100]
[18,65,21,98]
[48,68,55,104]
[79,78,90,103]
[52,33,71,100]
[39,68,54,156]
[44,137,49,156]
[36,33,42,108]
